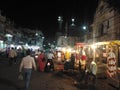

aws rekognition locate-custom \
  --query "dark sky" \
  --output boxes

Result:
[0,0,98,38]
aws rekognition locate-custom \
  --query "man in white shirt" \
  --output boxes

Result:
[47,51,54,60]
[89,60,97,84]
[45,51,54,71]
[8,47,17,66]
[19,49,36,90]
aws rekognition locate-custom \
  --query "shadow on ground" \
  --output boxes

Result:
[0,77,21,90]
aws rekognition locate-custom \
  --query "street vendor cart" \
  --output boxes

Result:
[91,40,120,89]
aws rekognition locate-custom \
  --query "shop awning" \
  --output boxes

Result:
[109,40,120,46]
[75,43,87,47]
[93,40,120,46]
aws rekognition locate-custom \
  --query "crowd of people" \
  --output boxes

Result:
[19,49,55,90]
[5,44,119,90]
[5,46,98,90]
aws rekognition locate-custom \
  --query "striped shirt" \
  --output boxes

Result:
[19,55,36,72]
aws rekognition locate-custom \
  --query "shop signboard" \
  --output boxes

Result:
[107,50,117,78]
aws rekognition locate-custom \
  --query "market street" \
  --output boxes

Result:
[0,57,116,90]
[0,57,79,90]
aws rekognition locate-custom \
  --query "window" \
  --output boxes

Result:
[106,20,110,29]
[99,24,104,36]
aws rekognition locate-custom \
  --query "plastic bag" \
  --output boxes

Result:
[18,74,23,80]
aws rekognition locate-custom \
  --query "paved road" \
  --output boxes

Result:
[0,57,117,90]
[0,58,78,90]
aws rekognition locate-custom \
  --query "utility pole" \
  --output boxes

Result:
[65,22,68,38]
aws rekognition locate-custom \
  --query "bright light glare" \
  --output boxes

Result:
[5,34,13,37]
[58,16,62,21]
[17,45,22,49]
[25,43,28,47]
[35,33,38,36]
[83,26,86,30]
[91,44,96,49]
[10,44,14,48]
[68,48,72,52]
[72,18,75,22]
[62,48,66,53]
[0,40,3,43]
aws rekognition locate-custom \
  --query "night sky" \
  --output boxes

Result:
[0,0,98,38]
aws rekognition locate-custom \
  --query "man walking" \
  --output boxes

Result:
[89,60,97,84]
[19,49,36,90]
[8,47,17,66]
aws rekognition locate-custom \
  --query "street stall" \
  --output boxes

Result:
[89,41,120,88]
[106,40,120,88]
[56,47,73,62]
[54,46,73,71]
[74,43,88,69]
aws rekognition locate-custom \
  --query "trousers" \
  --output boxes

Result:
[23,68,32,90]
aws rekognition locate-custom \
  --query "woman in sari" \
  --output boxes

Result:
[37,51,45,72]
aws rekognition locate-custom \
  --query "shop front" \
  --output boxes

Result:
[90,40,120,88]
[74,42,88,69]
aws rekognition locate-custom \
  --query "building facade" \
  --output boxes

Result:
[0,12,44,51]
[91,0,120,42]
[87,0,120,87]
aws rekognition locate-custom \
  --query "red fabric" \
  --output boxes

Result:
[81,55,86,60]
[75,54,80,60]
[37,53,45,71]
